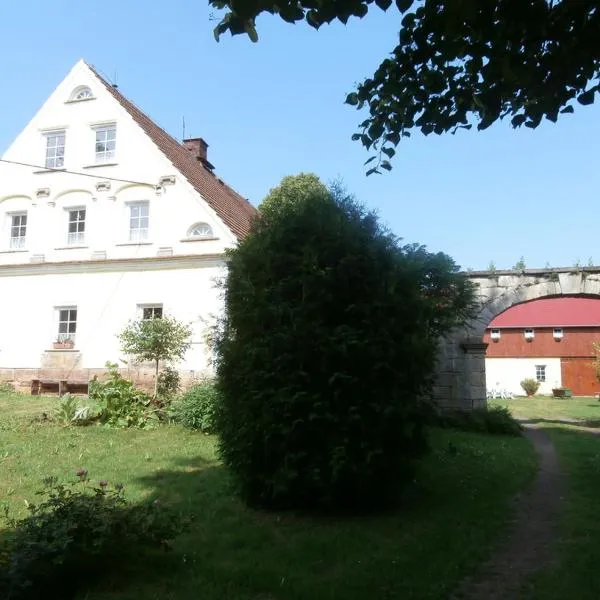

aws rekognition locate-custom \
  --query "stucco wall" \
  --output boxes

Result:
[485,357,561,396]
[0,261,224,373]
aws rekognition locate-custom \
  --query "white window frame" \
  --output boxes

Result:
[138,304,163,320]
[187,222,214,239]
[44,130,66,169]
[490,329,501,341]
[70,86,94,101]
[56,306,77,342]
[128,201,149,242]
[524,328,535,340]
[553,328,564,340]
[94,123,117,164]
[9,212,27,249]
[66,207,86,246]
[535,365,546,383]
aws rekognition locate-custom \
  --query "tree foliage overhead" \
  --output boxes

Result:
[215,174,475,510]
[210,1,600,173]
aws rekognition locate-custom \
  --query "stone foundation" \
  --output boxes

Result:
[0,366,210,394]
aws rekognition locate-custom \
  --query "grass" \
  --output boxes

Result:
[490,395,600,598]
[490,395,600,425]
[0,393,537,600]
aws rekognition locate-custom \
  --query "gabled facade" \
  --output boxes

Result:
[484,297,600,396]
[0,60,255,388]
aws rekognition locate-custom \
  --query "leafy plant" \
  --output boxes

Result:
[172,380,221,433]
[436,407,522,436]
[0,381,15,394]
[53,393,92,426]
[211,2,600,171]
[157,365,181,402]
[0,473,186,600]
[119,315,191,398]
[520,378,540,396]
[89,362,153,428]
[513,257,527,271]
[215,175,475,510]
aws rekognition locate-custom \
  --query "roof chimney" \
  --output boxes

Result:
[182,137,214,171]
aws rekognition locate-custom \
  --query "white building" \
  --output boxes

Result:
[0,60,255,390]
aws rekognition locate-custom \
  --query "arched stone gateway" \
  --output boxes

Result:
[434,267,600,410]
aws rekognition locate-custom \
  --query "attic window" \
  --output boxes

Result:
[187,222,213,239]
[69,86,94,102]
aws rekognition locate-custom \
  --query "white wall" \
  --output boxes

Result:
[485,357,562,396]
[0,60,237,266]
[0,261,225,373]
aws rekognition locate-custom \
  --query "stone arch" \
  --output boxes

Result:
[433,269,600,411]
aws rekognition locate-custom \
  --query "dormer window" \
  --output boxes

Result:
[69,86,94,101]
[187,222,213,239]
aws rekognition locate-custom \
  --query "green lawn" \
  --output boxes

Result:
[490,395,600,425]
[490,396,600,598]
[0,393,537,600]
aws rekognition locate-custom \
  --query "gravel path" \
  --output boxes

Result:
[451,426,564,599]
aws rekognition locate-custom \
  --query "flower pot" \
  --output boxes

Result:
[53,341,74,350]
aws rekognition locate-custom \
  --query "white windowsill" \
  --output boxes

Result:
[83,163,118,169]
[45,348,80,353]
[115,242,153,247]
[54,246,89,250]
[64,97,96,104]
[180,236,219,243]
[0,249,28,254]
[33,168,67,175]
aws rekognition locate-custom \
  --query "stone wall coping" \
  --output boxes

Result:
[464,266,600,278]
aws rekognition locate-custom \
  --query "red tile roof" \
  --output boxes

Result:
[88,64,256,239]
[489,297,600,328]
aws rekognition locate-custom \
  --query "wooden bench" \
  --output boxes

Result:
[31,379,89,396]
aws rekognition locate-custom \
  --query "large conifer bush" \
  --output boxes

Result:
[215,175,474,510]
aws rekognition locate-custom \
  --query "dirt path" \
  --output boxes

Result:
[451,426,564,600]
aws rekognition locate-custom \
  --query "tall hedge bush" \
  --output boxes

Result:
[215,175,474,510]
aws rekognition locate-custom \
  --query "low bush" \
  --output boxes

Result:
[172,380,220,432]
[436,406,522,436]
[0,381,16,394]
[0,473,186,600]
[157,365,181,403]
[520,378,540,396]
[89,362,153,428]
[53,393,92,426]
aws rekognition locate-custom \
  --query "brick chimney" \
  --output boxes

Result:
[182,137,214,170]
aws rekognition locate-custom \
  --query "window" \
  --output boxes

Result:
[187,222,213,238]
[95,125,116,163]
[490,329,501,341]
[9,213,27,249]
[69,86,93,101]
[67,209,86,245]
[553,328,564,340]
[140,305,163,320]
[57,307,77,342]
[129,202,149,241]
[535,365,546,383]
[524,328,535,340]
[45,131,66,169]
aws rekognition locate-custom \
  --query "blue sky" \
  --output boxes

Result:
[1,0,598,271]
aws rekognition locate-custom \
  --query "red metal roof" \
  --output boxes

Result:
[489,297,600,328]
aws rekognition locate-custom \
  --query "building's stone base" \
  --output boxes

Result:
[0,367,210,394]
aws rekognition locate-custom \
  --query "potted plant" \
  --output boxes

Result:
[53,337,74,350]
[520,378,540,397]
[552,387,572,398]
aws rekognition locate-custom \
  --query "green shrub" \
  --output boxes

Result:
[215,175,475,510]
[172,380,220,432]
[157,365,181,402]
[437,406,522,436]
[520,378,540,396]
[89,362,153,428]
[0,381,15,394]
[53,393,92,426]
[0,473,186,600]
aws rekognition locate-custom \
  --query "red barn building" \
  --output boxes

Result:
[484,297,600,396]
